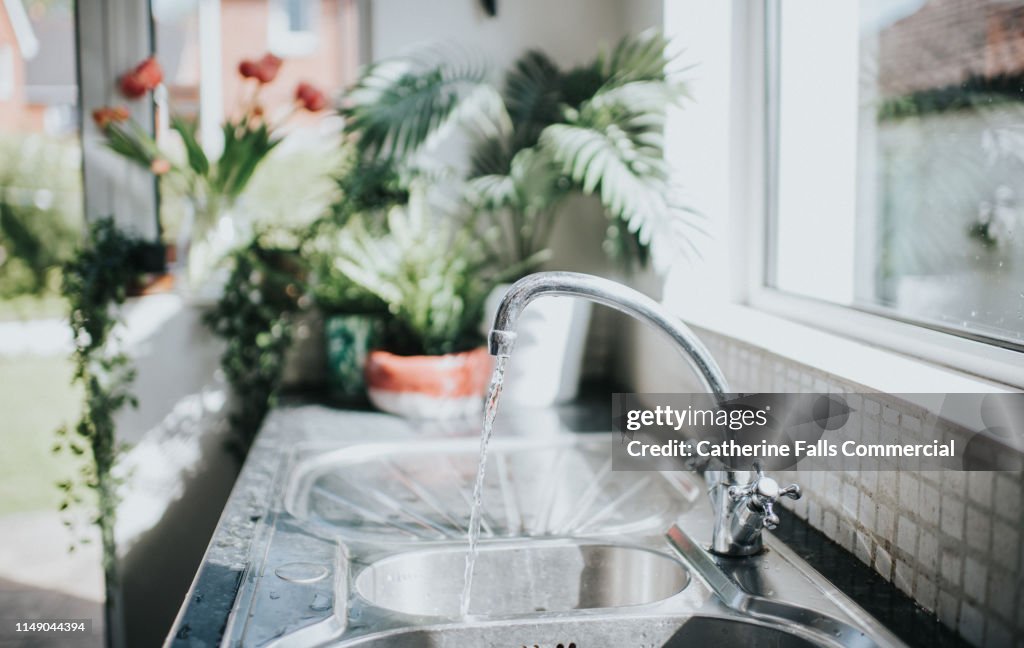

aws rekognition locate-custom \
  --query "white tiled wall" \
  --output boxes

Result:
[618,320,1023,647]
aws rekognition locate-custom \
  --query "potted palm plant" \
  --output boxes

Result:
[333,189,503,419]
[339,31,698,405]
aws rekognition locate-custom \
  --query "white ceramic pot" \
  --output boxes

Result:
[483,283,593,406]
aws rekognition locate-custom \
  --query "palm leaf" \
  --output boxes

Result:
[502,50,564,148]
[341,47,507,162]
[469,134,515,177]
[540,87,701,270]
[599,30,674,87]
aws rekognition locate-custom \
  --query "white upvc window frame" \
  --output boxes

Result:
[662,0,1023,391]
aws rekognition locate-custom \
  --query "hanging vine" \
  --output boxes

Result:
[204,228,308,456]
[54,217,144,637]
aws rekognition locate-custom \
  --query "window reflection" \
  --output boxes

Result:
[773,0,1024,346]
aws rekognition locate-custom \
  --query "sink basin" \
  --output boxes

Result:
[338,615,830,647]
[354,541,690,618]
[215,426,904,648]
[286,437,700,544]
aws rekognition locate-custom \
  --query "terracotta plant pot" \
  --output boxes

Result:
[125,272,175,297]
[365,347,493,419]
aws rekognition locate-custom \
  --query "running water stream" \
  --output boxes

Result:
[459,355,509,617]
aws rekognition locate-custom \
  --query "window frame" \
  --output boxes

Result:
[76,0,159,240]
[742,0,1023,388]
[267,0,320,57]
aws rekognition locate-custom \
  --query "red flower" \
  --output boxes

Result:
[119,57,163,99]
[256,53,282,83]
[239,53,283,84]
[92,106,130,129]
[238,60,260,79]
[295,82,327,112]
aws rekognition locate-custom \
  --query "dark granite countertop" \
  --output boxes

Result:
[167,394,967,648]
[774,511,969,648]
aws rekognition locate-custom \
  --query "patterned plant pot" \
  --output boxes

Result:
[324,314,382,405]
[365,348,493,419]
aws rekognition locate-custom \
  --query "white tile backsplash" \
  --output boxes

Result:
[640,325,1024,647]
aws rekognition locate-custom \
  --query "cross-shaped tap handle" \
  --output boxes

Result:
[726,463,801,530]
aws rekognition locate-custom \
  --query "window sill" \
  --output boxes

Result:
[663,296,1017,395]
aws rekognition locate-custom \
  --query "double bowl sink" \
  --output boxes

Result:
[223,435,903,647]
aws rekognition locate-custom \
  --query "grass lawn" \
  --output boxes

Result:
[0,355,83,516]
[0,294,67,321]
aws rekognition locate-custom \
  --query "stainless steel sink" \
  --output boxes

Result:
[285,436,700,544]
[355,540,690,617]
[335,615,829,647]
[220,435,905,648]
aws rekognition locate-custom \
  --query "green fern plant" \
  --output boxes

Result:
[333,189,513,355]
[340,31,701,271]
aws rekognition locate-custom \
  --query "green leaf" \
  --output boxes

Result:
[332,189,496,355]
[539,86,702,271]
[102,123,155,169]
[171,116,210,177]
[599,30,674,88]
[502,50,564,148]
[341,47,507,162]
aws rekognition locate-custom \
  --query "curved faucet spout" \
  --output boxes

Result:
[487,271,800,557]
[487,271,730,404]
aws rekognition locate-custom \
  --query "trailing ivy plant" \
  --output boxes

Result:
[54,217,142,640]
[204,228,308,455]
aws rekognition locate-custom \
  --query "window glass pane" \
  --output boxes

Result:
[0,0,85,562]
[285,0,313,32]
[152,0,357,239]
[771,0,1024,346]
[0,0,82,312]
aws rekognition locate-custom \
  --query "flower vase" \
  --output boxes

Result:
[177,197,250,303]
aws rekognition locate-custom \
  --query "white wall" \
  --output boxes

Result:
[370,0,631,70]
[622,0,663,36]
[112,296,238,648]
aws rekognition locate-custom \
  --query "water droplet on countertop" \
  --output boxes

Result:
[310,592,332,611]
[275,562,330,584]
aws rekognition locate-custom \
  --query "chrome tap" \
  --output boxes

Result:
[709,463,801,556]
[487,271,800,557]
